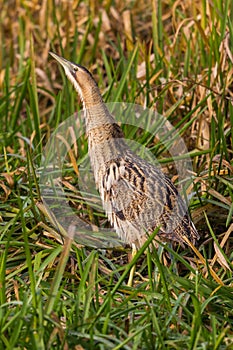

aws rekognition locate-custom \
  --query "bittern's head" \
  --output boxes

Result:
[50,51,98,104]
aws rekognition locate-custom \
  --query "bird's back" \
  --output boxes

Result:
[88,126,199,248]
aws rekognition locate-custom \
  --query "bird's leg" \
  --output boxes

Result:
[168,243,179,274]
[127,243,137,287]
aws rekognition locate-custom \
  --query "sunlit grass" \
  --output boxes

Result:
[0,0,233,348]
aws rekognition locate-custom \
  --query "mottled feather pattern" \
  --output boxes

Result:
[86,108,199,248]
[51,52,199,248]
[93,146,199,248]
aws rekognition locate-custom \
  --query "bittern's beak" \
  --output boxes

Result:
[49,51,74,71]
[49,51,94,102]
[49,51,88,102]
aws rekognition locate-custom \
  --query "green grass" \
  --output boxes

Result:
[0,0,233,349]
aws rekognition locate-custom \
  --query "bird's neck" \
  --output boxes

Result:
[83,97,125,176]
[80,85,122,137]
[85,103,124,147]
[79,82,125,173]
[84,103,115,130]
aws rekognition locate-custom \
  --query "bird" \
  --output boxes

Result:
[49,51,199,253]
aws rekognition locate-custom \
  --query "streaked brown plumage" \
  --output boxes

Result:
[50,52,199,249]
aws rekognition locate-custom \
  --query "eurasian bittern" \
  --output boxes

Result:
[50,52,199,253]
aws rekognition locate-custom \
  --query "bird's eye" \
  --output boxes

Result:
[73,66,79,72]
